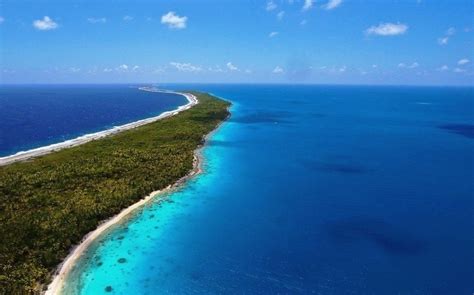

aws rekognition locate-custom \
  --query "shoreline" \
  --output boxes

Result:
[0,88,197,167]
[45,150,204,295]
[44,97,231,295]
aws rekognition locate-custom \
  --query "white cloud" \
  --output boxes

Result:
[437,65,449,71]
[33,16,58,31]
[300,19,308,26]
[245,69,252,74]
[266,1,277,11]
[453,67,466,73]
[208,66,224,73]
[170,62,202,72]
[88,67,99,74]
[437,37,449,45]
[437,27,456,45]
[161,12,187,29]
[87,17,107,24]
[458,58,470,65]
[0,17,4,24]
[323,0,342,10]
[226,62,239,71]
[273,66,284,74]
[69,67,81,73]
[446,27,456,35]
[269,31,279,38]
[398,62,419,69]
[123,15,134,21]
[153,68,165,74]
[365,22,408,36]
[132,65,140,71]
[277,11,285,20]
[303,0,314,11]
[372,64,378,68]
[103,68,113,73]
[118,64,129,71]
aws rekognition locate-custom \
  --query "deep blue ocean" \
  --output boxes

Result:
[3,85,474,294]
[0,85,187,157]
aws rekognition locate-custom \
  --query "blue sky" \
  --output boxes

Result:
[0,0,473,85]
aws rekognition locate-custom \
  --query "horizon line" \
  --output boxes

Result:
[0,82,473,88]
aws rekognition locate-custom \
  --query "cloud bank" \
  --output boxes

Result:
[33,16,58,30]
[87,17,106,24]
[161,12,187,29]
[366,23,408,36]
[323,0,342,10]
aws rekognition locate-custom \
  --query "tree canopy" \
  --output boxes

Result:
[0,92,230,294]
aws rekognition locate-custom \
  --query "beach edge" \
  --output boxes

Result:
[44,95,231,295]
[0,88,197,167]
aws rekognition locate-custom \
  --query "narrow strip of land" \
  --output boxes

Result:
[0,92,230,294]
[46,90,211,294]
[0,90,197,167]
[45,152,202,295]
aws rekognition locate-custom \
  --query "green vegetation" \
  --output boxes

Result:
[0,92,230,294]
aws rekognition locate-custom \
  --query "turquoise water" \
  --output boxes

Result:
[61,85,473,294]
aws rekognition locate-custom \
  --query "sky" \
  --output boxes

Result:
[0,0,473,85]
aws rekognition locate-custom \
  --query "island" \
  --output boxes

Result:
[0,92,231,294]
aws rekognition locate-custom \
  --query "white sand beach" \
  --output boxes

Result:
[0,89,198,167]
[44,152,204,295]
[44,99,231,295]
[43,114,233,295]
[43,90,205,295]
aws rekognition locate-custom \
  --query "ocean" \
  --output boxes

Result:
[4,84,474,294]
[0,85,187,157]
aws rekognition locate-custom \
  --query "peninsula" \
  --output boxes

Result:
[0,89,197,167]
[0,92,230,294]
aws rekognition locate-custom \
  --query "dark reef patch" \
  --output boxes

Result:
[189,271,203,281]
[208,139,238,148]
[325,217,425,255]
[105,286,113,292]
[231,110,294,124]
[438,124,474,139]
[286,99,311,105]
[307,112,326,118]
[117,258,127,263]
[300,159,371,174]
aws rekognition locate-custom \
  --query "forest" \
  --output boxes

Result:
[0,92,230,294]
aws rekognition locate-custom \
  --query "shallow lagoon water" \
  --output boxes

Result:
[59,85,473,294]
